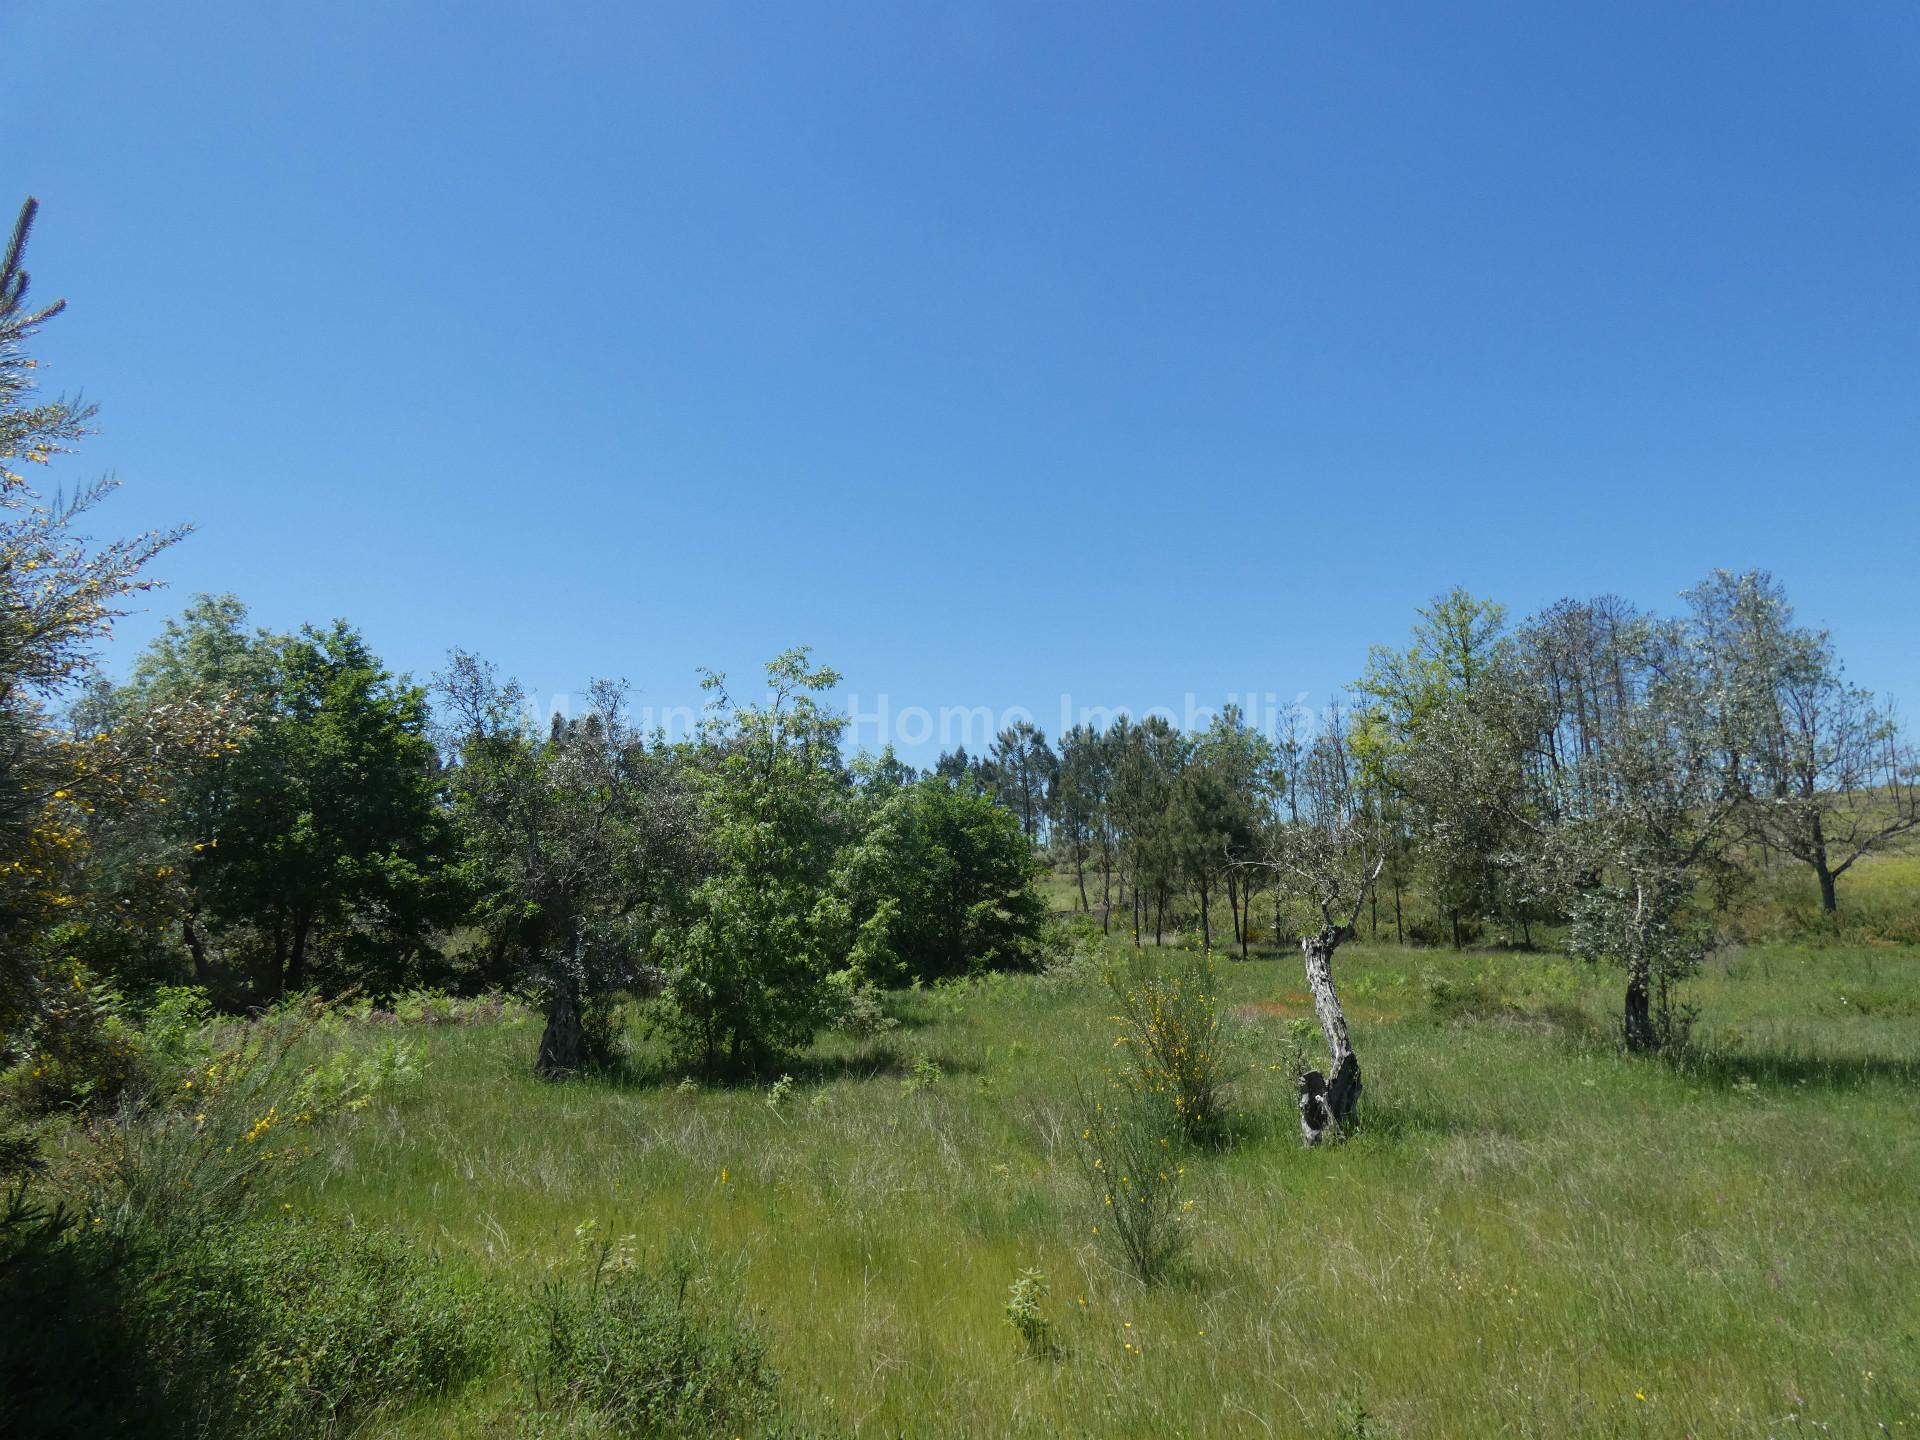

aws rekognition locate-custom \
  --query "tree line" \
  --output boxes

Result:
[4,194,1915,1112]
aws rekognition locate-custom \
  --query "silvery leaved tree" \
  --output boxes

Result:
[437,655,700,1076]
[1511,599,1747,1052]
[1686,570,1919,915]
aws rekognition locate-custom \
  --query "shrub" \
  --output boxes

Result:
[530,1252,777,1437]
[68,995,419,1244]
[5,993,471,1440]
[1420,968,1510,1023]
[1003,1267,1055,1358]
[1105,946,1232,1143]
[833,776,1052,984]
[1077,1083,1189,1284]
[824,970,898,1039]
[0,959,142,1115]
[901,1054,943,1094]
[0,1192,492,1440]
[194,1216,494,1435]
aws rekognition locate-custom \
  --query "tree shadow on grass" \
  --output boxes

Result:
[1677,1044,1920,1093]
[594,1039,981,1092]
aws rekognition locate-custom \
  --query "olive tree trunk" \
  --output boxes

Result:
[1297,922,1361,1145]
[536,973,586,1077]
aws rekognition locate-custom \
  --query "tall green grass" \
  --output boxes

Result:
[264,936,1920,1437]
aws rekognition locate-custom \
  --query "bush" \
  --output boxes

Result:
[531,1251,778,1437]
[69,995,419,1242]
[215,1216,495,1433]
[0,959,142,1115]
[1105,946,1232,1143]
[1076,1083,1190,1284]
[1003,1267,1055,1358]
[834,777,1051,984]
[824,970,898,1039]
[0,1192,492,1440]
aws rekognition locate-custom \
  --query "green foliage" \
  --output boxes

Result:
[656,648,850,1075]
[88,598,452,1001]
[900,1053,944,1094]
[987,720,1056,841]
[0,959,142,1114]
[836,774,1050,984]
[67,996,419,1242]
[1076,1083,1190,1285]
[0,1193,493,1440]
[437,657,699,1075]
[530,1251,778,1437]
[823,969,898,1039]
[186,1216,494,1436]
[1002,1267,1055,1358]
[1104,946,1232,1143]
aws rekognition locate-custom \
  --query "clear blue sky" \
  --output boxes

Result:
[9,2,1919,760]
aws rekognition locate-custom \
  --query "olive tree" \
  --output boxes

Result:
[1687,570,1919,914]
[1511,601,1747,1051]
[438,654,699,1076]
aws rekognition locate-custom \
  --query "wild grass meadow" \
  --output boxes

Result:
[238,869,1920,1437]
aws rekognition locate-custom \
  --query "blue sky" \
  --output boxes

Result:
[9,2,1919,760]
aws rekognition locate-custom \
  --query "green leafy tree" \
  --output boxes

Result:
[1512,599,1746,1051]
[1356,588,1515,947]
[836,774,1049,984]
[73,596,269,992]
[109,609,449,999]
[227,621,449,993]
[655,649,850,1075]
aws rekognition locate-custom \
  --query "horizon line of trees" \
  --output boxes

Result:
[4,192,1916,1104]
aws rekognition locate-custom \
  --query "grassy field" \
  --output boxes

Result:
[279,920,1920,1439]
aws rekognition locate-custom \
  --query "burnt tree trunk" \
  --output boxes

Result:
[1297,923,1362,1144]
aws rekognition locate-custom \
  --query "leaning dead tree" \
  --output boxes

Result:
[1260,710,1387,1144]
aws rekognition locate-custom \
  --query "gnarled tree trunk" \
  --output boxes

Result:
[537,974,586,1077]
[1298,922,1361,1145]
[1623,962,1654,1053]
